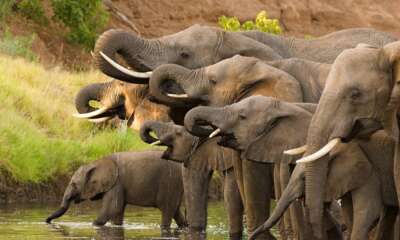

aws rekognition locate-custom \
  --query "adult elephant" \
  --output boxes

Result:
[267,42,400,239]
[140,121,244,240]
[93,25,395,84]
[73,81,186,130]
[186,95,396,240]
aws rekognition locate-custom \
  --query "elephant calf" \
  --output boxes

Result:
[46,151,187,231]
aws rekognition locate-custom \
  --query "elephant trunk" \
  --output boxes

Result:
[184,106,227,137]
[46,186,75,223]
[149,64,205,107]
[94,29,159,84]
[139,121,170,144]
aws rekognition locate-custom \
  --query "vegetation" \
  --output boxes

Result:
[51,0,109,50]
[0,55,151,183]
[17,0,48,25]
[0,0,14,23]
[0,29,38,62]
[218,11,282,34]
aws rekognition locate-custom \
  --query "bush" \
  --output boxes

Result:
[17,0,48,25]
[0,0,15,23]
[0,29,37,61]
[218,11,282,34]
[51,0,109,50]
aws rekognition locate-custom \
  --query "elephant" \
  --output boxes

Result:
[93,25,395,85]
[184,95,398,240]
[140,121,244,240]
[149,55,330,239]
[46,150,187,232]
[260,41,400,240]
[73,80,188,130]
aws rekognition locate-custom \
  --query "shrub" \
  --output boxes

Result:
[0,0,15,23]
[17,0,48,24]
[218,10,282,34]
[51,0,109,50]
[0,29,37,61]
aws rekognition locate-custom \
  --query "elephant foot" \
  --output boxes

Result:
[161,226,172,237]
[249,230,276,240]
[92,219,107,226]
[229,231,242,240]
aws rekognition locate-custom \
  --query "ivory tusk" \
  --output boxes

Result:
[150,140,161,146]
[209,128,221,138]
[99,51,152,78]
[166,93,189,98]
[88,116,111,123]
[296,138,341,164]
[73,107,108,119]
[284,145,307,155]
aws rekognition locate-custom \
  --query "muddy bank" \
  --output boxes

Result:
[0,170,223,203]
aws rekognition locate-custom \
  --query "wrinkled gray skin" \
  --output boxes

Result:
[191,95,398,240]
[94,25,395,85]
[74,81,186,130]
[140,121,244,240]
[269,42,400,240]
[46,151,186,231]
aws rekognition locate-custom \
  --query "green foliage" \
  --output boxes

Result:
[218,10,282,34]
[17,0,48,24]
[0,0,15,23]
[0,29,37,61]
[51,0,109,50]
[0,55,151,183]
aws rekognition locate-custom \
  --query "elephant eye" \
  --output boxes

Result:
[239,113,247,120]
[180,52,190,59]
[350,88,362,100]
[209,79,217,85]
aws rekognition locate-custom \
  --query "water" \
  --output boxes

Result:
[0,201,231,240]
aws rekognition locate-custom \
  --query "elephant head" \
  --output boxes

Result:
[184,96,314,164]
[139,121,196,163]
[93,25,282,84]
[148,55,303,107]
[46,159,118,223]
[73,80,172,130]
[291,42,400,238]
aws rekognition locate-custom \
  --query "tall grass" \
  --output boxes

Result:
[0,55,151,183]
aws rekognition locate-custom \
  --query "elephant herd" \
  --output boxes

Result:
[46,24,400,240]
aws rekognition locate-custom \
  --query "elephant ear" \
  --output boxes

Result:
[81,157,119,200]
[243,116,308,164]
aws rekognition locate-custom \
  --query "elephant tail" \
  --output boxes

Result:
[249,169,304,240]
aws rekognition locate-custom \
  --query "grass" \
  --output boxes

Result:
[0,29,38,62]
[0,55,151,183]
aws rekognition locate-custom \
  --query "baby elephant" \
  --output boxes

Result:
[46,151,187,231]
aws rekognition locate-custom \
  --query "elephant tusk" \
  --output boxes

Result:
[150,140,161,145]
[73,107,108,119]
[296,138,341,164]
[284,145,307,155]
[166,93,189,98]
[88,116,112,123]
[209,128,221,138]
[99,51,152,78]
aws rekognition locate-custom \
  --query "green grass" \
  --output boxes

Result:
[0,55,151,183]
[0,29,38,62]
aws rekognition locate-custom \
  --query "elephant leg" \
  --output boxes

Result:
[173,209,187,229]
[324,207,344,240]
[273,163,286,239]
[242,159,275,240]
[233,157,246,204]
[182,166,213,234]
[350,175,382,240]
[222,168,244,240]
[110,203,126,225]
[372,206,398,240]
[94,184,124,226]
[341,194,353,240]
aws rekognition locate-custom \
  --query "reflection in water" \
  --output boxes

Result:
[0,201,231,240]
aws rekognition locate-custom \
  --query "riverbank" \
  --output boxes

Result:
[0,54,152,202]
